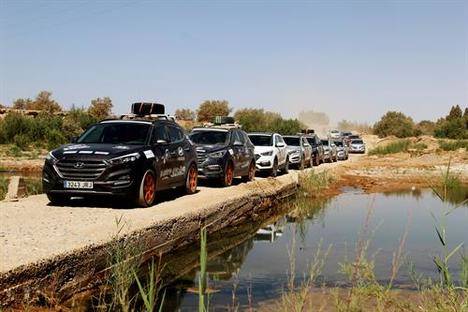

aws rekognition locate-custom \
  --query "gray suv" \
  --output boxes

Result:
[283,135,312,169]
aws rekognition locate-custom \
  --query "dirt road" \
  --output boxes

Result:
[0,155,360,274]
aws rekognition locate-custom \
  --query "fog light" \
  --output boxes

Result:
[207,165,221,171]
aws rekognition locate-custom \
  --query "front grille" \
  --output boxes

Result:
[55,159,107,180]
[196,150,208,166]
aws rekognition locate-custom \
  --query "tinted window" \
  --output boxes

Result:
[334,141,343,147]
[232,131,245,144]
[152,125,168,143]
[189,130,229,145]
[168,126,184,143]
[283,137,300,146]
[78,123,150,145]
[352,139,364,144]
[248,135,272,146]
[321,139,329,145]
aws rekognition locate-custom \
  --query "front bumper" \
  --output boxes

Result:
[197,157,225,179]
[42,161,139,197]
[288,152,301,164]
[255,154,274,170]
[350,147,365,153]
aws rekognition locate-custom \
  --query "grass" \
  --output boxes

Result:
[368,140,411,155]
[0,176,8,200]
[438,139,468,151]
[298,169,335,197]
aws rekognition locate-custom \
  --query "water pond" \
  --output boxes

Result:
[160,187,467,311]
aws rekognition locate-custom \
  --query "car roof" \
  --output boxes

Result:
[99,120,154,125]
[283,135,301,138]
[248,132,274,136]
[191,127,230,132]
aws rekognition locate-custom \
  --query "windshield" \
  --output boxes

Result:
[283,137,300,146]
[352,140,364,144]
[189,130,229,145]
[78,123,151,145]
[334,141,344,147]
[248,135,272,147]
[321,140,329,145]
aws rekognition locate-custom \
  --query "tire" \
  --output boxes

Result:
[185,163,198,194]
[47,193,69,205]
[221,161,234,187]
[242,161,256,182]
[137,169,156,207]
[270,158,278,177]
[282,157,289,174]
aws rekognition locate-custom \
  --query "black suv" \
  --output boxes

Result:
[304,134,324,166]
[42,103,198,207]
[189,123,255,186]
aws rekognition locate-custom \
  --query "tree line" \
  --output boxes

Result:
[372,105,468,140]
[0,91,466,152]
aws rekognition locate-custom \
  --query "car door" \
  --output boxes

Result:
[275,134,286,165]
[166,125,187,185]
[150,124,172,189]
[231,130,246,175]
[302,137,312,161]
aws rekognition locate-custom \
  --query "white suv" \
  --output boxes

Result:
[248,133,289,176]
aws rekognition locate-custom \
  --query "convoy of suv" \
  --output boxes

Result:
[42,103,365,207]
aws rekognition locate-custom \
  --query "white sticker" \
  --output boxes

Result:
[144,150,155,159]
[64,144,89,151]
[228,148,234,155]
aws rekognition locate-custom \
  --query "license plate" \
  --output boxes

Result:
[64,181,93,189]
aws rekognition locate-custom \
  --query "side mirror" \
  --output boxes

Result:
[70,136,78,143]
[155,139,168,145]
[233,140,243,146]
[276,142,285,147]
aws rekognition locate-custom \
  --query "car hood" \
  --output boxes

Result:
[51,143,146,160]
[194,143,227,153]
[286,146,301,152]
[254,146,274,154]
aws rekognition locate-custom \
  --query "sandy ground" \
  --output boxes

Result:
[0,156,358,274]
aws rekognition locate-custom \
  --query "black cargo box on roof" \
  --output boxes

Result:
[131,102,165,115]
[213,116,235,125]
[301,129,315,134]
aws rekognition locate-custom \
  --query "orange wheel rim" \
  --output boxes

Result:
[189,166,197,192]
[226,164,233,184]
[143,173,155,203]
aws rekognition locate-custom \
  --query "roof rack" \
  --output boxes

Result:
[118,114,175,122]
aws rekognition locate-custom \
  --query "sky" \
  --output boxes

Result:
[0,0,467,124]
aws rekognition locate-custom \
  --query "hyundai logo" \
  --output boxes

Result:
[74,162,85,168]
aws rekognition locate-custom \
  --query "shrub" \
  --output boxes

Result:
[234,108,304,134]
[45,128,67,150]
[13,134,30,150]
[438,140,468,151]
[373,111,415,138]
[368,140,411,155]
[434,105,468,139]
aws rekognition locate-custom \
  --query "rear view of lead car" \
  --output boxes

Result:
[42,103,198,207]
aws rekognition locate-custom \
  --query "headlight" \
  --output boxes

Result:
[108,152,141,165]
[261,151,273,156]
[208,150,226,158]
[46,151,57,162]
